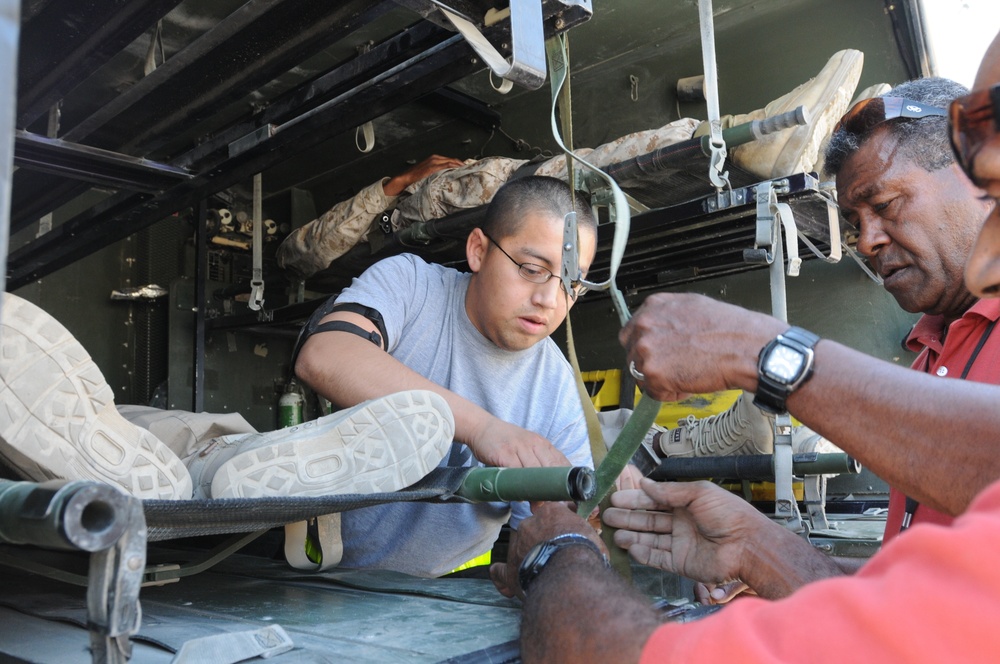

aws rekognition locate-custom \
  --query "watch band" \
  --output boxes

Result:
[753,326,820,414]
[518,533,608,595]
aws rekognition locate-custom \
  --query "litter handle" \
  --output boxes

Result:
[458,467,595,502]
[0,479,129,552]
[649,452,860,482]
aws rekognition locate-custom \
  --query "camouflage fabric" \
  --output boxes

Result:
[395,156,527,223]
[534,118,699,180]
[276,120,701,278]
[276,179,398,279]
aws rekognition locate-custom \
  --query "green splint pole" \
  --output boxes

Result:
[457,466,596,503]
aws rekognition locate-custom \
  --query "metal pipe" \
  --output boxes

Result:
[0,480,129,552]
[457,467,595,502]
[649,453,860,482]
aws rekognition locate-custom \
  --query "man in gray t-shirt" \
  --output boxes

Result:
[295,176,599,577]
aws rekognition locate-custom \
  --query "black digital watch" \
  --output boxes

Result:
[753,326,821,414]
[518,533,609,595]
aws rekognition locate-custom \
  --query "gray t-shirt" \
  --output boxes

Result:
[334,254,592,577]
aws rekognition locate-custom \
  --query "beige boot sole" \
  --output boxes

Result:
[210,390,454,498]
[0,293,192,499]
[733,49,864,178]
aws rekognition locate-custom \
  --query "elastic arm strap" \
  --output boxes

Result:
[312,320,381,348]
[291,299,389,369]
[328,301,389,349]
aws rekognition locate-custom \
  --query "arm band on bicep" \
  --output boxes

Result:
[291,300,389,368]
[311,320,382,348]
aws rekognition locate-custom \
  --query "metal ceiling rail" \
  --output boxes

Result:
[17,0,183,128]
[176,19,454,171]
[13,130,191,193]
[66,0,397,157]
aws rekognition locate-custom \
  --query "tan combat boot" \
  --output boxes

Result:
[812,81,891,176]
[650,392,775,458]
[701,49,865,179]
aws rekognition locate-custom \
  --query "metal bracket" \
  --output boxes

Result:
[438,0,546,90]
[772,414,803,533]
[561,211,580,296]
[589,183,650,214]
[704,186,747,212]
[87,496,146,664]
[745,180,778,265]
[802,473,830,532]
[248,173,265,311]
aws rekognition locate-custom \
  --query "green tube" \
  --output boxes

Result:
[457,467,595,502]
[0,479,128,552]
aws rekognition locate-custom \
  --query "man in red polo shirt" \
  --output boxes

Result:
[827,76,1000,545]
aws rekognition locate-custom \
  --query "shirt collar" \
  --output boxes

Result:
[905,299,1000,353]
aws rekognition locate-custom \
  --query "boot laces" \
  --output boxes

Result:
[680,404,753,456]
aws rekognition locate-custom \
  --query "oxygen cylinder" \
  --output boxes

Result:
[278,379,305,428]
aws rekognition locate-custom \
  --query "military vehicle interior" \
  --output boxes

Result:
[0,0,935,661]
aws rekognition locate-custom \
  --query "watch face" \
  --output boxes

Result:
[764,345,805,382]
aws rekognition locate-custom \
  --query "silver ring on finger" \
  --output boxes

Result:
[629,360,646,381]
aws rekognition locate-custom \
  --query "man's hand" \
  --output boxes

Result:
[490,502,604,598]
[604,478,768,587]
[467,417,571,468]
[383,155,466,197]
[619,293,785,402]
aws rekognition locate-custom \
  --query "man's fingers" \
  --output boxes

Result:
[617,540,676,572]
[603,506,673,533]
[614,528,669,552]
[609,488,660,511]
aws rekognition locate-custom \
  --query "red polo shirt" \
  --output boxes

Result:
[641,477,1000,662]
[882,298,1000,544]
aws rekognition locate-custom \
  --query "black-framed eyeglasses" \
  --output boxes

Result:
[483,232,587,300]
[833,96,948,136]
[950,84,1000,188]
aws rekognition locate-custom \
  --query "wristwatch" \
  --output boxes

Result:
[753,326,820,414]
[518,533,609,595]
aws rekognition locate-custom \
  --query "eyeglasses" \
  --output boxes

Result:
[832,96,948,136]
[483,232,587,300]
[950,84,1000,188]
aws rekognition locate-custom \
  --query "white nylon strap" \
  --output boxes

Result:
[698,0,729,190]
[355,121,375,153]
[283,513,343,572]
[248,173,265,311]
[171,624,293,663]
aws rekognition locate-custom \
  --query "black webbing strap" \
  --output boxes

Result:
[290,299,389,367]
[143,467,467,541]
[900,317,998,533]
[312,320,382,348]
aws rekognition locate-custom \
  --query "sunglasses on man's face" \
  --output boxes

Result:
[950,84,1000,188]
[832,96,948,136]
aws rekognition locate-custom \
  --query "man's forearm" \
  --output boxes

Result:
[625,295,1000,517]
[520,549,661,664]
[782,340,1000,515]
